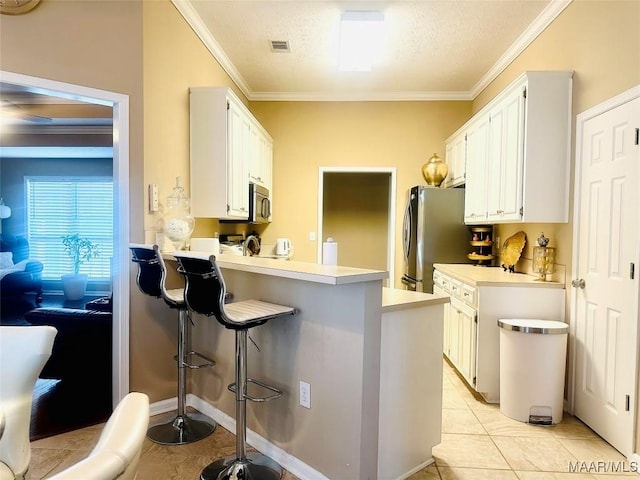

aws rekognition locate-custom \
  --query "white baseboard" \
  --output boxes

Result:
[148,397,178,417]
[393,458,435,480]
[149,395,329,480]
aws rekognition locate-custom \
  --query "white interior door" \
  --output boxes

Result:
[572,91,639,457]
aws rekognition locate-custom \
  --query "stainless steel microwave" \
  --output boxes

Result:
[249,183,271,224]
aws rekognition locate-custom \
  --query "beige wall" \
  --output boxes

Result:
[322,172,390,272]
[250,101,472,285]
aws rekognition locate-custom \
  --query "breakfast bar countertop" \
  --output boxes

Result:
[171,250,388,285]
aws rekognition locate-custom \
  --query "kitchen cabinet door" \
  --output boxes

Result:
[434,285,451,358]
[464,114,490,223]
[486,84,525,223]
[227,97,250,218]
[249,126,273,191]
[444,132,466,188]
[447,302,460,367]
[452,297,477,387]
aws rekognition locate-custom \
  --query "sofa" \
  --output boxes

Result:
[24,307,113,428]
[0,234,43,305]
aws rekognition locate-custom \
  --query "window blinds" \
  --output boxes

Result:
[26,176,114,281]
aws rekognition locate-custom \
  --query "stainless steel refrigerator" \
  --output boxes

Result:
[401,186,470,292]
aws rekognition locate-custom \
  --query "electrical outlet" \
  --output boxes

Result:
[309,231,316,241]
[299,381,311,409]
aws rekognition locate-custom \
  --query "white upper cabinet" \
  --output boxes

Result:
[464,113,490,223]
[444,132,466,188]
[458,71,573,224]
[190,87,273,220]
[249,123,273,191]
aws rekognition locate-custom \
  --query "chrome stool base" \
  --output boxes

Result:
[147,412,216,445]
[200,453,283,480]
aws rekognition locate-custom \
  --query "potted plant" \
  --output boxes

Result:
[61,233,100,301]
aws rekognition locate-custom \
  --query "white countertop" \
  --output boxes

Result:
[382,287,449,313]
[171,251,388,285]
[434,263,565,288]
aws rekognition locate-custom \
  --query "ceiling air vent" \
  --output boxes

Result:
[270,40,290,53]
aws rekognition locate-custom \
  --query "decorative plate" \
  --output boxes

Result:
[501,231,527,273]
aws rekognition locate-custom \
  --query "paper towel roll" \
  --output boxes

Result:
[190,237,220,254]
[322,238,338,265]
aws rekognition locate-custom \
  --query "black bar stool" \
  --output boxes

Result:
[129,244,217,445]
[174,253,296,480]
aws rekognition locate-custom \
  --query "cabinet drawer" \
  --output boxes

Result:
[449,279,463,299]
[433,270,450,291]
[461,284,476,307]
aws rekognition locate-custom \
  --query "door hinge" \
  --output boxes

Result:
[631,263,635,280]
[226,101,230,111]
[519,206,524,217]
[226,204,230,213]
[523,86,527,99]
[635,128,639,145]
[625,394,630,411]
[473,376,477,386]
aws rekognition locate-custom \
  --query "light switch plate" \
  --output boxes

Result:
[149,184,159,212]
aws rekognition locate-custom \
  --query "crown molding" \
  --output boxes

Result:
[250,90,474,102]
[171,0,253,99]
[470,0,572,99]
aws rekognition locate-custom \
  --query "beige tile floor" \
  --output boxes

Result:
[27,359,636,479]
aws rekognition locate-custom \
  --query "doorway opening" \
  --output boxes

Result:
[0,71,131,407]
[317,167,396,288]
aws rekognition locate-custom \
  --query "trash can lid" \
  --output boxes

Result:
[497,318,569,334]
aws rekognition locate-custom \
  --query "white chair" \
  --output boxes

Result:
[0,325,57,480]
[46,392,150,480]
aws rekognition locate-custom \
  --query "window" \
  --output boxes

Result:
[26,176,113,281]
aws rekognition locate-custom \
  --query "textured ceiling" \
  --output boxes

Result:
[178,0,570,101]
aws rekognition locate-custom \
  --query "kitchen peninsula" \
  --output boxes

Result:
[171,252,448,480]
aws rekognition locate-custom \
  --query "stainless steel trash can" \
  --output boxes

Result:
[498,318,569,425]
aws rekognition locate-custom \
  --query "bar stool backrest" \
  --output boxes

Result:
[176,255,233,328]
[130,244,184,308]
[129,244,162,298]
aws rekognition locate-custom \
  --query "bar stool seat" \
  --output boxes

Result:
[174,253,296,480]
[129,244,217,446]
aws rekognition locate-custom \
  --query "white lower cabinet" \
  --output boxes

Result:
[451,297,477,388]
[435,264,565,403]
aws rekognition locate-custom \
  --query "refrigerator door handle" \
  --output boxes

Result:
[402,199,412,260]
[401,274,421,285]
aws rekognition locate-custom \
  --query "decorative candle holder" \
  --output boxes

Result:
[163,177,195,251]
[532,233,555,281]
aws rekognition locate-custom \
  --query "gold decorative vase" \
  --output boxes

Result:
[421,153,448,187]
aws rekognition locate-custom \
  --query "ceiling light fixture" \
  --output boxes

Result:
[338,11,385,72]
